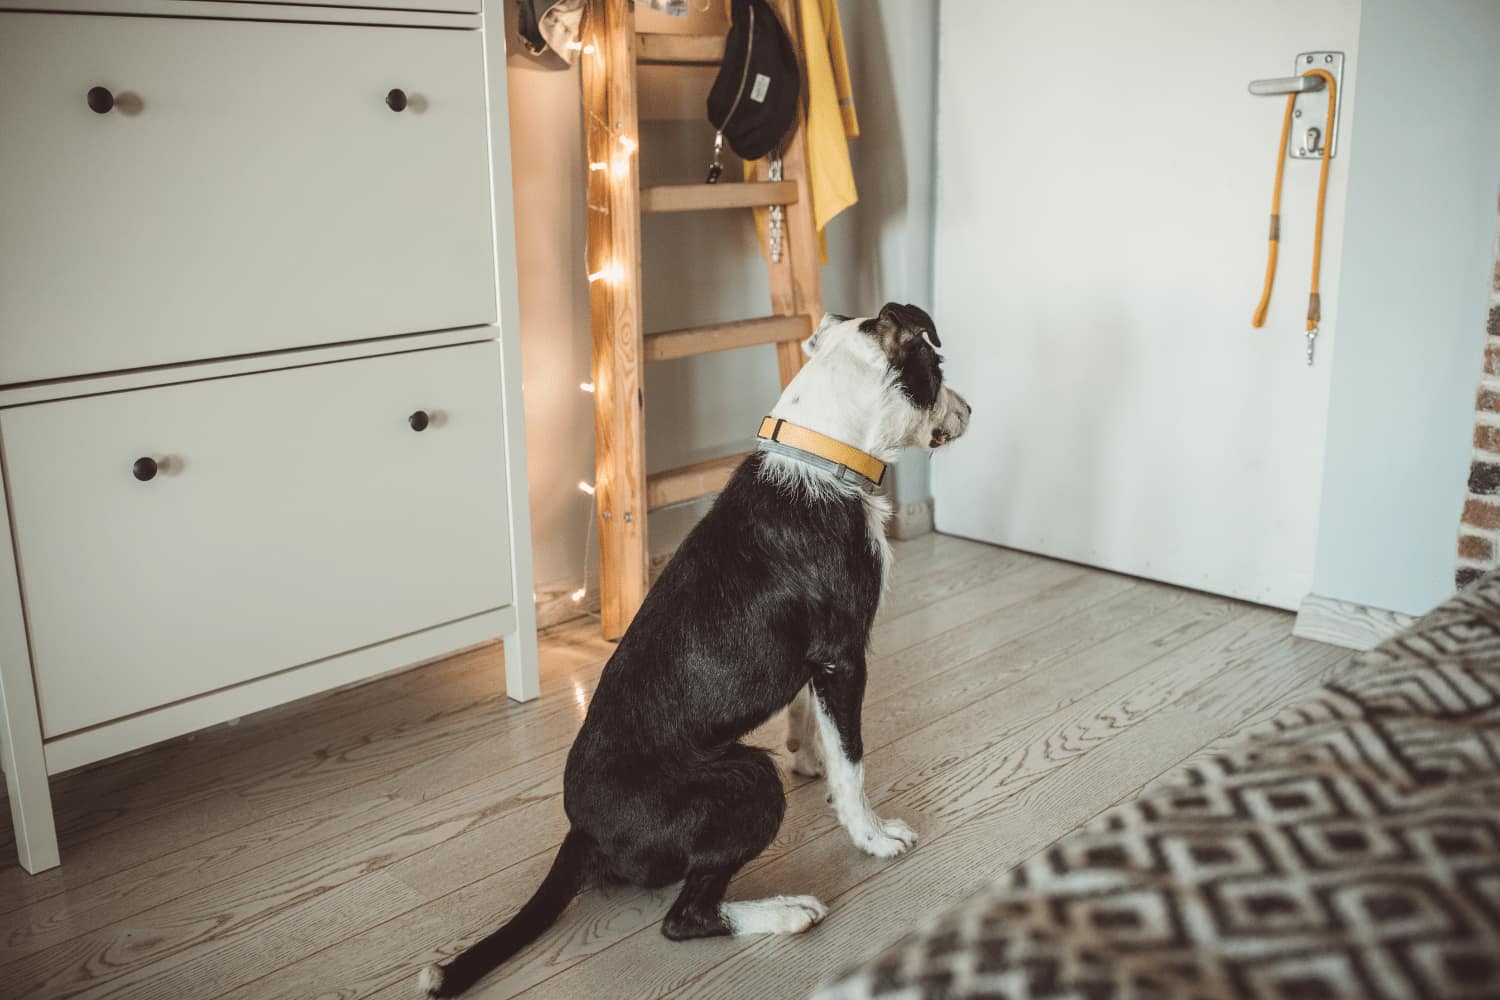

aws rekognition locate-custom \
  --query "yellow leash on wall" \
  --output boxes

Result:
[1251,68,1337,365]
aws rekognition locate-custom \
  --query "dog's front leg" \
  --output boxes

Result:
[785,684,825,777]
[811,656,916,858]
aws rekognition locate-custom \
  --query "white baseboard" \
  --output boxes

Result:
[1293,593,1415,651]
[887,498,934,541]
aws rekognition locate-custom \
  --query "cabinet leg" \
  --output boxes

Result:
[503,627,540,704]
[0,676,60,874]
[1,500,61,874]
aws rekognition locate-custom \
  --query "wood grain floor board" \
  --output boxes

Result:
[0,631,610,915]
[0,678,598,981]
[0,540,1004,984]
[872,532,986,582]
[367,603,1277,1000]
[668,633,1352,1000]
[0,539,1004,966]
[0,626,615,923]
[208,577,1221,1000]
[868,557,1090,658]
[669,709,1226,1000]
[871,545,1040,623]
[0,537,1350,1000]
[503,612,1302,1000]
[3,634,575,856]
[204,555,1141,998]
[0,534,945,834]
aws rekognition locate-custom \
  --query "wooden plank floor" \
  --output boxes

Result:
[0,535,1351,999]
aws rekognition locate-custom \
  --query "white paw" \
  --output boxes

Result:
[722,895,829,935]
[852,816,917,858]
[791,744,825,778]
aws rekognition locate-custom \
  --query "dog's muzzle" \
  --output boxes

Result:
[929,390,972,449]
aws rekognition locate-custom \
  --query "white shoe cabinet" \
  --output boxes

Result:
[0,0,539,874]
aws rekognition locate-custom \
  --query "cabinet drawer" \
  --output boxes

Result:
[1,342,513,737]
[0,14,496,384]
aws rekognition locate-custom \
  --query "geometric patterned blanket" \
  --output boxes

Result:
[814,574,1500,1000]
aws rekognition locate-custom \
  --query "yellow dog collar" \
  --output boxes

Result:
[756,417,886,489]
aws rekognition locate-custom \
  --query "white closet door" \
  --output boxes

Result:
[930,0,1361,609]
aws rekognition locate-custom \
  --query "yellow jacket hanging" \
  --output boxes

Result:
[744,0,859,264]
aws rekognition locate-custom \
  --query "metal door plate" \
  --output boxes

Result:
[1290,51,1344,159]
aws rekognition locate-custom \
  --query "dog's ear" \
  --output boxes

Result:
[804,312,848,357]
[866,303,941,363]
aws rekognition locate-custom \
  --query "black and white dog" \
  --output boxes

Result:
[419,304,970,997]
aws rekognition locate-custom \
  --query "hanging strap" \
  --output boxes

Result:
[1251,68,1337,364]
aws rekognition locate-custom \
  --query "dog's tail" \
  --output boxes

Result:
[418,829,592,997]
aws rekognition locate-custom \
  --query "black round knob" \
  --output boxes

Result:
[87,86,114,114]
[132,457,158,482]
[408,410,430,432]
[386,88,408,112]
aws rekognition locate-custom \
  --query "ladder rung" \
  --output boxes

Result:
[638,65,717,120]
[636,32,725,64]
[645,315,809,362]
[648,452,751,510]
[641,182,798,214]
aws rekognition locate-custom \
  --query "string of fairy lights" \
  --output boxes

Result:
[565,12,640,611]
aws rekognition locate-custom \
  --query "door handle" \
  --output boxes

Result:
[1247,74,1326,96]
[1248,52,1345,159]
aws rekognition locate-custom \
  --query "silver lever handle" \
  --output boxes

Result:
[1248,74,1326,96]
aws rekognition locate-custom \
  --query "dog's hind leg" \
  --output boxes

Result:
[811,655,918,859]
[785,684,825,777]
[661,745,827,941]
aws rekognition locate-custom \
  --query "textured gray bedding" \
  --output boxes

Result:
[814,574,1500,999]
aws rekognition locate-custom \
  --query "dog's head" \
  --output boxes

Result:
[801,303,971,452]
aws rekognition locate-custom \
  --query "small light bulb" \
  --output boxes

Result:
[589,161,608,172]
[571,587,586,602]
[618,135,637,154]
[579,381,595,393]
[578,481,596,495]
[583,44,596,55]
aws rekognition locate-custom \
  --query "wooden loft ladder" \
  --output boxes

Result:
[581,0,824,640]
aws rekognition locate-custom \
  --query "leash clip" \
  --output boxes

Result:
[1305,327,1318,366]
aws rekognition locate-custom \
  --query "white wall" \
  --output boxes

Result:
[505,1,940,597]
[1308,0,1500,616]
[503,32,596,596]
[821,0,940,507]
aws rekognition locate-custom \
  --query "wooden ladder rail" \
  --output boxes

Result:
[581,0,823,640]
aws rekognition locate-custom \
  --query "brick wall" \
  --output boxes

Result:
[1456,202,1500,588]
